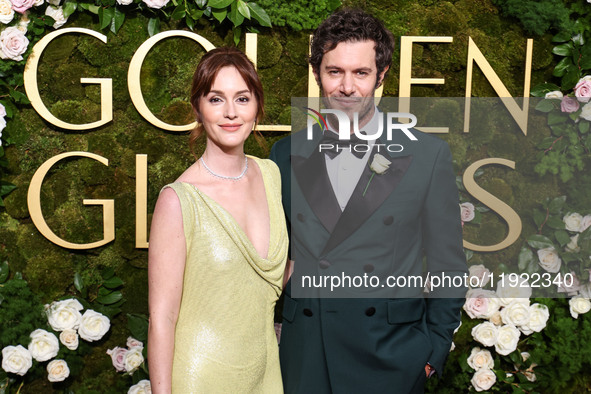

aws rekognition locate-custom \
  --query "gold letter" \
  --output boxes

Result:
[136,154,148,248]
[399,36,453,133]
[465,37,533,135]
[27,152,115,249]
[128,31,216,132]
[24,28,112,130]
[462,158,522,252]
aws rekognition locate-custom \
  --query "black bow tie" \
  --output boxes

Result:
[318,131,368,159]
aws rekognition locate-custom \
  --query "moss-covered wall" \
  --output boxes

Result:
[1,0,585,391]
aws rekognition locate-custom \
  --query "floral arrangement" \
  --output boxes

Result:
[107,336,151,393]
[1,298,110,381]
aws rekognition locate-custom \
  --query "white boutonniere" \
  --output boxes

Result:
[363,153,391,196]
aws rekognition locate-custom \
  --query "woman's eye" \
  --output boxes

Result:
[209,97,222,103]
[237,96,250,103]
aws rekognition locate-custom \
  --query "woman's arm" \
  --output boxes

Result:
[148,188,187,394]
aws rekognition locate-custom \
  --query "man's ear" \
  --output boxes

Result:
[377,65,389,88]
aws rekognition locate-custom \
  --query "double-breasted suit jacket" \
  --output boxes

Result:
[270,120,468,394]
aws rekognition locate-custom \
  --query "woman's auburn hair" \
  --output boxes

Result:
[189,47,266,157]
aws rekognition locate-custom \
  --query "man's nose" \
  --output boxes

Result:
[340,73,355,95]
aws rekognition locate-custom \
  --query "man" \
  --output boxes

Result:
[270,8,467,393]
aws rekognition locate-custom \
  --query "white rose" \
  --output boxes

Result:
[463,288,499,319]
[519,303,549,335]
[537,247,561,273]
[471,322,498,347]
[47,359,69,382]
[494,324,521,356]
[0,103,5,117]
[128,379,152,394]
[1,345,32,376]
[467,347,494,370]
[126,336,143,349]
[46,298,83,331]
[460,202,475,222]
[124,347,144,374]
[0,117,5,137]
[33,0,44,5]
[569,296,591,318]
[566,234,580,253]
[117,0,133,4]
[545,90,563,99]
[59,329,79,350]
[44,5,68,28]
[468,264,490,288]
[581,215,591,232]
[489,311,503,326]
[0,26,29,61]
[580,282,591,299]
[141,0,169,9]
[496,280,532,306]
[564,212,583,232]
[471,368,496,392]
[28,329,59,362]
[0,0,15,24]
[369,153,391,174]
[78,310,110,342]
[500,300,530,327]
[580,102,591,122]
[47,0,59,4]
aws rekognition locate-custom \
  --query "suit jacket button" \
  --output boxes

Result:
[383,216,394,225]
[319,260,331,269]
[363,264,374,273]
[365,307,376,317]
[297,213,305,222]
[303,308,313,317]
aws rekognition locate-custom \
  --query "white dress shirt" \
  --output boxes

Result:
[324,107,381,211]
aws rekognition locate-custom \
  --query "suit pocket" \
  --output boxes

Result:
[282,294,298,323]
[387,298,425,324]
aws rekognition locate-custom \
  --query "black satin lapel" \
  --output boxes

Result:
[321,153,413,255]
[292,150,342,233]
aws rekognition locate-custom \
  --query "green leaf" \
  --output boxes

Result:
[186,14,195,30]
[208,0,233,8]
[327,0,341,10]
[554,230,571,246]
[530,83,561,97]
[62,1,77,18]
[87,4,100,14]
[548,196,566,214]
[8,90,30,104]
[212,8,227,23]
[171,4,186,20]
[517,247,534,271]
[561,64,581,91]
[553,43,573,57]
[148,17,160,36]
[527,234,554,249]
[196,0,207,7]
[552,31,571,43]
[232,26,241,45]
[103,276,124,289]
[190,8,204,19]
[110,8,125,34]
[0,261,9,284]
[96,291,123,305]
[581,48,591,69]
[533,208,546,228]
[579,121,590,134]
[74,272,85,293]
[247,2,271,27]
[535,99,555,113]
[127,313,149,342]
[547,111,568,126]
[553,57,572,77]
[99,7,114,30]
[0,182,16,197]
[237,0,250,19]
[229,1,244,26]
[100,267,115,280]
[546,215,565,230]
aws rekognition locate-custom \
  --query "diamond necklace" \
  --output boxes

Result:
[200,156,248,180]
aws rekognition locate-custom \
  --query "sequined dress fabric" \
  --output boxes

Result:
[164,157,288,393]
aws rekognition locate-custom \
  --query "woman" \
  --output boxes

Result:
[147,47,289,393]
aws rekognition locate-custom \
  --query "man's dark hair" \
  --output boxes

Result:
[309,8,395,83]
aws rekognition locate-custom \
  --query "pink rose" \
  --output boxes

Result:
[561,96,580,113]
[126,337,143,349]
[106,346,128,372]
[0,26,29,61]
[11,0,35,13]
[574,78,591,103]
[463,288,499,319]
[460,202,475,222]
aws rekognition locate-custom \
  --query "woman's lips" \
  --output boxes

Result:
[219,123,242,131]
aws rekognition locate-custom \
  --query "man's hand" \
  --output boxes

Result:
[425,363,435,378]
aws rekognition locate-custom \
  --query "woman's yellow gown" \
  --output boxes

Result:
[165,156,288,393]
